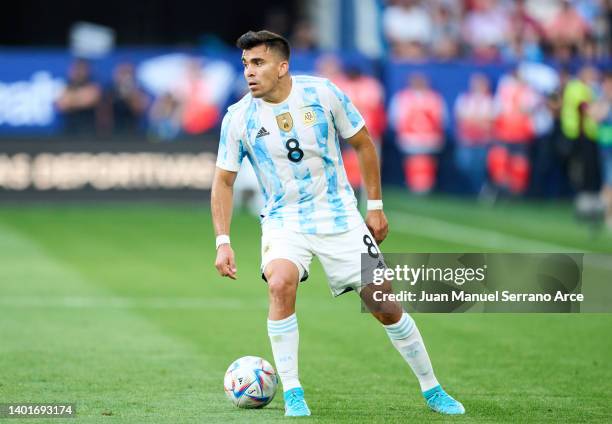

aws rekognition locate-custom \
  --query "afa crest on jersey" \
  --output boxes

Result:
[301,107,317,127]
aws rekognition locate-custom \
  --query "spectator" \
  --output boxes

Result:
[390,73,446,193]
[562,65,601,193]
[546,0,591,61]
[173,58,220,135]
[431,2,462,60]
[508,0,545,39]
[100,62,149,136]
[55,59,102,136]
[529,67,571,198]
[588,0,610,59]
[148,92,182,142]
[454,73,495,194]
[383,0,432,60]
[489,69,538,196]
[380,0,606,62]
[462,0,510,62]
[561,65,600,146]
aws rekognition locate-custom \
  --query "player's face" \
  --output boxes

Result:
[242,45,287,98]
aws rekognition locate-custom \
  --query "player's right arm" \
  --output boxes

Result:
[211,109,246,280]
[212,167,238,279]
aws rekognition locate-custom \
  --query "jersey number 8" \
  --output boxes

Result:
[286,138,304,163]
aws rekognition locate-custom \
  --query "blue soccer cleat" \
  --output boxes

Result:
[423,385,465,415]
[284,387,311,417]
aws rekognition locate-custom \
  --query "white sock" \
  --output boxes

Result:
[267,313,301,391]
[384,313,439,392]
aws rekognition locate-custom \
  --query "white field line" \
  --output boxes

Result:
[387,210,612,271]
[387,210,584,252]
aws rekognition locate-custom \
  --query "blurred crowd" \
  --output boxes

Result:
[383,0,610,62]
[53,55,612,225]
[55,58,221,142]
[407,65,607,199]
[315,56,612,226]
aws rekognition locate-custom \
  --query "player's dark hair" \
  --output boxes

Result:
[236,30,291,60]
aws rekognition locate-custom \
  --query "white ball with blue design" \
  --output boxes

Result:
[224,356,278,408]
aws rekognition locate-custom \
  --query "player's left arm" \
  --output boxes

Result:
[346,126,389,244]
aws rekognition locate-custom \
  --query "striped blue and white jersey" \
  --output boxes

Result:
[216,75,365,234]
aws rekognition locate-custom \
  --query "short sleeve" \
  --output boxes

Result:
[325,80,365,139]
[216,110,246,172]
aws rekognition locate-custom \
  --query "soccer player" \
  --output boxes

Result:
[211,30,465,417]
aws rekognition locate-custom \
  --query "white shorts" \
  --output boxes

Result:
[260,221,385,297]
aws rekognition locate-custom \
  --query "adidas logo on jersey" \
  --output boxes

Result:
[256,127,270,138]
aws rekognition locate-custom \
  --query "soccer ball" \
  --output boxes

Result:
[224,356,278,408]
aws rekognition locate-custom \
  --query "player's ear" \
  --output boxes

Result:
[278,60,289,78]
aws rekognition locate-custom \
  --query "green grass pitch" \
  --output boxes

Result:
[1,192,611,423]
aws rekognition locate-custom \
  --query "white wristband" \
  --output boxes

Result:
[216,235,230,249]
[367,200,383,211]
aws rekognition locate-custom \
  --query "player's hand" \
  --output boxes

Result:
[365,210,388,245]
[215,244,237,280]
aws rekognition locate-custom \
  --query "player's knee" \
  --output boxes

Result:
[267,276,296,299]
